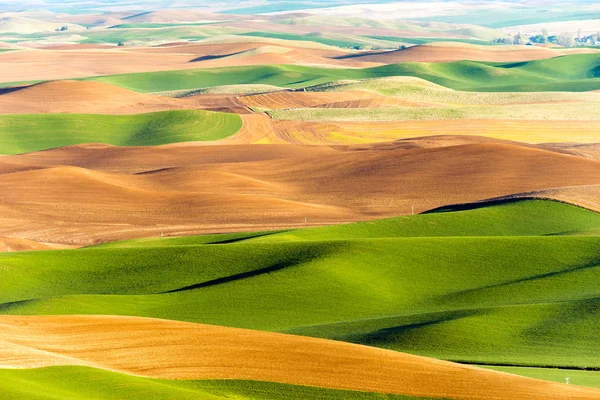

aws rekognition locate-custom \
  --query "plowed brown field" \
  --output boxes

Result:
[1,139,599,246]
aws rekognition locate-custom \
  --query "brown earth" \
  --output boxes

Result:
[1,315,599,400]
[0,236,74,252]
[337,43,600,63]
[0,81,415,115]
[238,90,424,109]
[1,138,599,246]
[539,143,600,161]
[2,41,596,84]
[231,114,600,144]
[0,42,370,84]
[0,80,253,114]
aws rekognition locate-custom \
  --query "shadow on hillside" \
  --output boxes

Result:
[189,50,246,62]
[0,86,24,95]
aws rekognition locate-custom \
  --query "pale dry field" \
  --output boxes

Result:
[1,315,599,400]
[233,114,600,144]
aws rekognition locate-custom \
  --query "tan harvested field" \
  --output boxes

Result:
[490,185,600,213]
[238,90,423,109]
[233,114,600,144]
[0,80,253,114]
[1,315,599,400]
[1,138,599,246]
[539,143,600,161]
[2,41,595,84]
[0,42,370,84]
[338,43,600,63]
[0,236,74,252]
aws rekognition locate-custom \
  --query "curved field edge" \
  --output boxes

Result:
[79,54,600,93]
[1,54,596,93]
[0,367,433,400]
[2,365,598,399]
[1,315,598,400]
[1,200,599,369]
[0,110,242,155]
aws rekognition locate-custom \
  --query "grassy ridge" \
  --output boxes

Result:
[87,54,600,93]
[0,367,430,400]
[2,200,600,368]
[89,64,356,93]
[0,110,242,154]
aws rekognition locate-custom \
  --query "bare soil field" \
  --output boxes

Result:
[0,138,598,246]
[339,43,600,63]
[0,42,367,84]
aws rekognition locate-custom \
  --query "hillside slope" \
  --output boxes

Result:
[0,110,242,154]
[1,141,599,244]
[1,200,599,369]
[1,315,599,400]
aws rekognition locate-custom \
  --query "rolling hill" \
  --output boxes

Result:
[2,50,599,92]
[2,315,599,400]
[0,80,253,115]
[1,200,599,371]
[0,368,434,400]
[0,40,362,84]
[0,109,242,154]
[3,6,600,400]
[0,140,599,244]
[86,54,600,93]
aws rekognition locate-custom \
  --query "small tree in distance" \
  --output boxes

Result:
[559,32,575,47]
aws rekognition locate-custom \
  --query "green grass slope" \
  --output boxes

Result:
[484,366,600,390]
[2,200,600,369]
[0,110,242,154]
[86,54,600,93]
[89,65,358,93]
[0,367,429,400]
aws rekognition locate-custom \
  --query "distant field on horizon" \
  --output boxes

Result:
[80,54,600,93]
